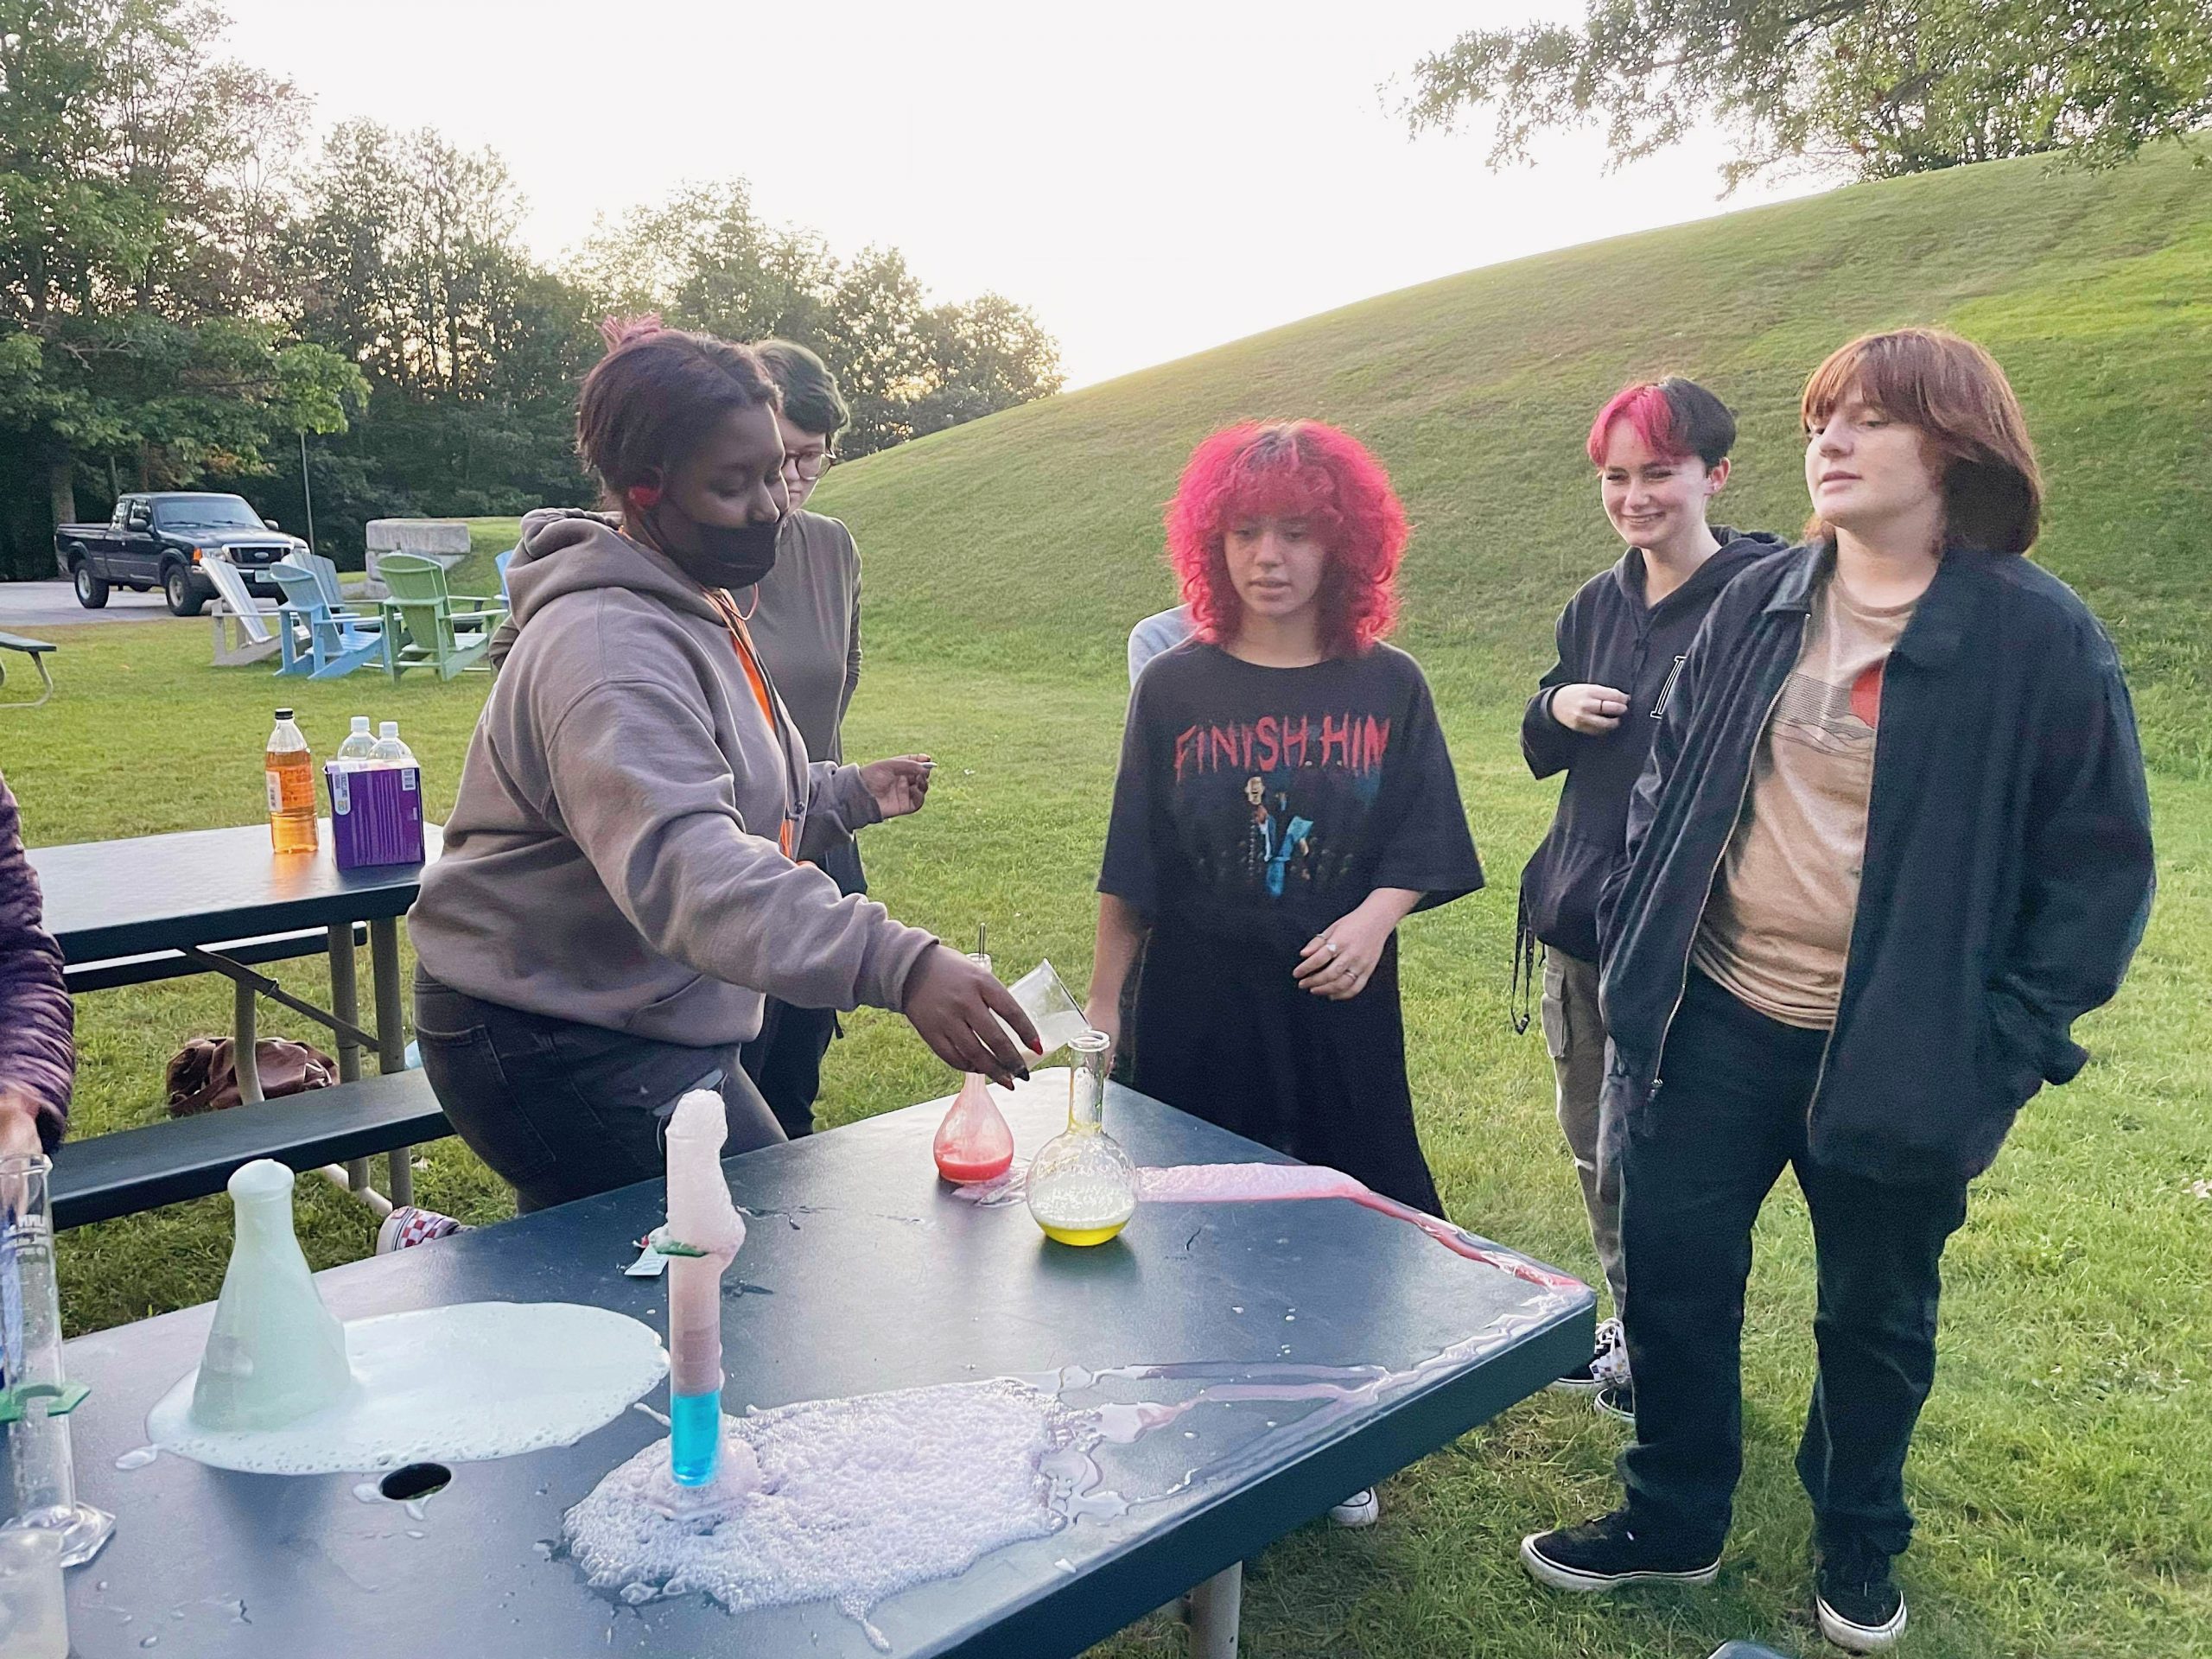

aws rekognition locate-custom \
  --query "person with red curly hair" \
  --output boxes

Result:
[1087,421,1484,1224]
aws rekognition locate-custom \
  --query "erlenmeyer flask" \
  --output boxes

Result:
[1027,1031,1137,1246]
[189,1160,354,1431]
[933,1073,1015,1184]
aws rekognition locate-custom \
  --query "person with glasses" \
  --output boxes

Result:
[410,321,1036,1214]
[735,340,872,1137]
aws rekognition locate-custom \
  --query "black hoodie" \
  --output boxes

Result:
[1515,528,1787,972]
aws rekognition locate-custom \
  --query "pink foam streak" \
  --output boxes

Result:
[1137,1163,1583,1292]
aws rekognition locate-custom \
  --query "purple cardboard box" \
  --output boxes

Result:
[326,763,426,869]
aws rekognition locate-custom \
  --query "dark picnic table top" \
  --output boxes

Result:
[51,1084,1592,1658]
[29,819,442,963]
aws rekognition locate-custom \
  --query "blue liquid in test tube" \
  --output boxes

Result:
[669,1389,721,1485]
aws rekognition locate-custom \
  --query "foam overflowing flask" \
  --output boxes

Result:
[189,1160,354,1432]
[662,1090,747,1488]
[0,1153,113,1566]
[1026,1031,1138,1246]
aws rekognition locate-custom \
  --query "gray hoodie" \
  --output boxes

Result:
[410,508,938,1045]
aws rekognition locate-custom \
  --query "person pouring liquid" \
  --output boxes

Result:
[410,319,1034,1211]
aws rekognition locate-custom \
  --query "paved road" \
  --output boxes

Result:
[0,580,276,632]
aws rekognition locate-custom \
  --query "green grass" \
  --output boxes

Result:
[6,142,2210,1656]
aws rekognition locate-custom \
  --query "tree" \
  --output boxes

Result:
[1400,0,2212,189]
[0,0,359,562]
[563,188,1065,458]
[909,293,1066,440]
[278,121,596,552]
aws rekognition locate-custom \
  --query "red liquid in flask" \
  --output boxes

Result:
[933,1074,1014,1184]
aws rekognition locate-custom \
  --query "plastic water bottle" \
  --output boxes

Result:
[265,709,318,855]
[368,721,415,768]
[335,716,377,767]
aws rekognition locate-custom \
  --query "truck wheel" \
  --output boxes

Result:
[73,558,110,609]
[163,563,208,616]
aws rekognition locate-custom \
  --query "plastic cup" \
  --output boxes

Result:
[0,1526,68,1659]
[999,960,1090,1060]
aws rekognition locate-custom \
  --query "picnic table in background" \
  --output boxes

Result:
[0,629,59,708]
[30,820,443,1223]
[49,1084,1592,1657]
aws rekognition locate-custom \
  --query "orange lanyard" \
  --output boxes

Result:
[705,588,798,858]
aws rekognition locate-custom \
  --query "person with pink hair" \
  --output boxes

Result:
[1087,420,1484,1215]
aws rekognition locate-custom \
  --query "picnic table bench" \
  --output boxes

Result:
[0,628,58,707]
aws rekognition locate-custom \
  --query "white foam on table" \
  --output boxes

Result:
[146,1302,667,1475]
[563,1379,1089,1630]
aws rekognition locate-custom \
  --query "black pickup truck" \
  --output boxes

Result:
[54,493,310,616]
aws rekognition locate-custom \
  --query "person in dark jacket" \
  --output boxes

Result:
[1518,376,1783,1420]
[1521,329,2154,1656]
[0,766,73,1157]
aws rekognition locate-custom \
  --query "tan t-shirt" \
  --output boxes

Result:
[1691,575,1916,1029]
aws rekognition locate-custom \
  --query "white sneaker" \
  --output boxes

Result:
[375,1205,467,1253]
[1328,1489,1379,1529]
[1548,1316,1629,1393]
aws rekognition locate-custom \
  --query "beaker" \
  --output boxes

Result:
[0,1524,67,1658]
[0,1154,113,1567]
[999,960,1090,1060]
[1027,1031,1138,1246]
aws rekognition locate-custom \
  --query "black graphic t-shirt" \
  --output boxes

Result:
[1100,642,1484,954]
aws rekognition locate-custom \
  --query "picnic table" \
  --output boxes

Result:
[30,819,442,1213]
[48,1084,1592,1657]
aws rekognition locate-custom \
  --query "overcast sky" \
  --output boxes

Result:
[217,0,1823,387]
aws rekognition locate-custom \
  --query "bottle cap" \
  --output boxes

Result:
[274,708,293,720]
[352,716,371,731]
[378,721,399,738]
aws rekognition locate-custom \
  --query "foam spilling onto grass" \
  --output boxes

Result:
[147,1302,666,1475]
[563,1378,1089,1633]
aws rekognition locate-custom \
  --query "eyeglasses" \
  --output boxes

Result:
[784,451,833,481]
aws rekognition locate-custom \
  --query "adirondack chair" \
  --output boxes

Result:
[203,558,281,667]
[495,545,515,601]
[377,552,505,680]
[296,549,348,607]
[269,561,386,680]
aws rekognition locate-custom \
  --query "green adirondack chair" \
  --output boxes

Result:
[376,553,507,680]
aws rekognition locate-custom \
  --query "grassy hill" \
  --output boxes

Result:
[823,140,2212,773]
[9,143,2209,1659]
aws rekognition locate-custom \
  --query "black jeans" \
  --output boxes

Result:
[737,835,865,1139]
[413,969,785,1213]
[1618,970,1970,1560]
[739,1000,837,1139]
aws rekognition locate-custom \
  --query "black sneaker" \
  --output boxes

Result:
[1815,1541,1908,1651]
[1592,1377,1636,1424]
[1548,1315,1626,1394]
[1520,1509,1721,1592]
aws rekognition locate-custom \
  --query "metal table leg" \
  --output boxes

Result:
[369,917,413,1209]
[327,923,368,1193]
[1186,1562,1242,1658]
[232,981,264,1104]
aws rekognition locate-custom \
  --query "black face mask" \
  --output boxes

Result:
[644,504,781,592]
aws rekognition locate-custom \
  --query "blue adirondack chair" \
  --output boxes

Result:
[496,546,515,601]
[270,561,386,680]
